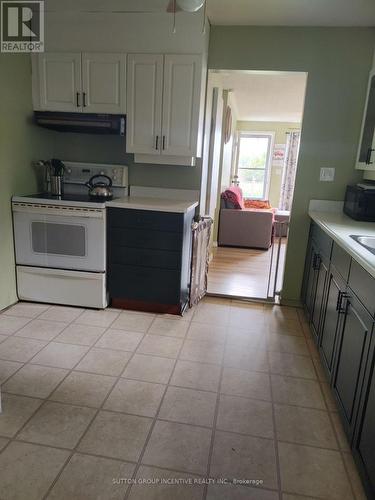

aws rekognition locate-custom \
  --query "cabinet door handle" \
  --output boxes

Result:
[336,291,342,311]
[76,92,80,107]
[366,148,374,165]
[338,292,350,314]
[83,92,87,107]
[155,136,159,150]
[162,135,166,150]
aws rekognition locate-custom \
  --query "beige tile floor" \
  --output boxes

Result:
[0,298,368,500]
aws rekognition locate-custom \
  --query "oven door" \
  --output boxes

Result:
[12,203,106,272]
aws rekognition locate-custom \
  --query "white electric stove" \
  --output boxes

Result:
[12,161,128,309]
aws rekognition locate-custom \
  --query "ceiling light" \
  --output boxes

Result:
[176,0,205,12]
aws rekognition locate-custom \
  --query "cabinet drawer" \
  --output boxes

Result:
[348,260,375,316]
[110,246,181,270]
[311,223,333,260]
[110,227,182,251]
[108,264,180,304]
[108,208,183,232]
[331,242,351,281]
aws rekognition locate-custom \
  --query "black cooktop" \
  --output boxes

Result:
[30,193,113,203]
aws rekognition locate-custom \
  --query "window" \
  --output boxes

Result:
[236,133,273,199]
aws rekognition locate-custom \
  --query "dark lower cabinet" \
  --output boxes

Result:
[311,254,328,341]
[332,292,374,440]
[319,269,346,378]
[303,222,375,498]
[302,237,329,343]
[107,207,195,315]
[354,356,375,499]
[302,238,316,316]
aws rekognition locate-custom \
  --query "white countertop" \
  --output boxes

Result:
[309,208,375,278]
[106,196,198,214]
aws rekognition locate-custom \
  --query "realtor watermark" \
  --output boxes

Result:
[1,1,44,52]
[112,477,265,487]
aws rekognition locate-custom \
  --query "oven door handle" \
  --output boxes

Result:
[12,203,104,219]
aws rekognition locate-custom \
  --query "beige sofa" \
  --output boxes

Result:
[218,208,274,249]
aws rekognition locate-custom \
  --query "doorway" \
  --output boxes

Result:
[201,70,308,301]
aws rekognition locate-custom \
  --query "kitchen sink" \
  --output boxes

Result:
[350,235,375,255]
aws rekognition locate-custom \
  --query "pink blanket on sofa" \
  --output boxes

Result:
[221,187,244,209]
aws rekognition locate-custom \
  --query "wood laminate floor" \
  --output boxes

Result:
[207,239,287,299]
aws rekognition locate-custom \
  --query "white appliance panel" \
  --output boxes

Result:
[17,266,107,309]
[13,203,106,272]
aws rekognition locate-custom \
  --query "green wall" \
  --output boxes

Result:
[52,133,202,191]
[0,55,53,311]
[237,120,301,207]
[209,27,375,304]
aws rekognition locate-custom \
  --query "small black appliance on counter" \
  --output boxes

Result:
[344,184,375,221]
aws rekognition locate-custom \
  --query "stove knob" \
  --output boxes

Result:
[113,169,117,174]
[113,176,117,181]
[100,171,105,175]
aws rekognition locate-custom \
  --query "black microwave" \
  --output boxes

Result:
[344,184,375,221]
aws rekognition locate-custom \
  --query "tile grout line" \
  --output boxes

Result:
[0,307,122,498]
[1,300,363,499]
[0,304,61,388]
[0,351,322,381]
[297,308,358,500]
[39,308,138,500]
[202,316,229,500]
[267,348,283,500]
[2,307,116,443]
[122,313,190,500]
[1,392,353,454]
[0,305,89,457]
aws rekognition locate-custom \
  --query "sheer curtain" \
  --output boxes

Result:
[279,131,301,211]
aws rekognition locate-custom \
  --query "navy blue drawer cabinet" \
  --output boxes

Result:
[107,208,194,315]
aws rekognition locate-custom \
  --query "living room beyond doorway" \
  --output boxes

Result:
[203,70,308,301]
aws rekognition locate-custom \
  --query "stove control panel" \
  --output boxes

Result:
[63,162,128,188]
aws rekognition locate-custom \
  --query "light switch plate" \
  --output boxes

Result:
[320,167,335,182]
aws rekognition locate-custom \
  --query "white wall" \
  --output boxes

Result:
[43,0,208,54]
[199,73,224,216]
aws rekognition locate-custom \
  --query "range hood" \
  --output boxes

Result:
[34,111,126,135]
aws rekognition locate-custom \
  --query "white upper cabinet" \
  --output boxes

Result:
[35,52,126,114]
[38,53,82,112]
[162,55,201,157]
[82,53,126,114]
[126,53,204,160]
[126,54,163,154]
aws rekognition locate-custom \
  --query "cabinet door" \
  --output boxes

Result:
[126,54,163,154]
[355,361,375,496]
[161,54,202,157]
[319,271,344,377]
[356,71,375,169]
[333,294,373,439]
[302,240,316,317]
[82,53,126,114]
[311,254,328,342]
[38,53,82,111]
